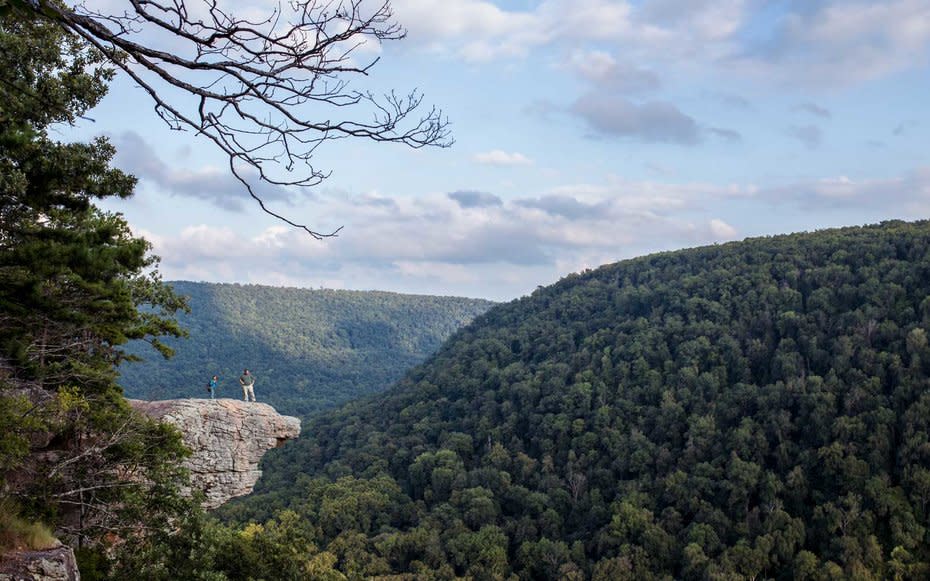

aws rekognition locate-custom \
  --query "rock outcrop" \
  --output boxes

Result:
[0,546,80,581]
[129,399,300,509]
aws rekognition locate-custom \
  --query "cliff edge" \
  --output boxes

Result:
[129,399,301,509]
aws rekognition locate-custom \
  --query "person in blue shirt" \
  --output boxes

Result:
[208,375,218,400]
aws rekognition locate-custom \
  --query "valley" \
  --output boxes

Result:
[119,282,494,417]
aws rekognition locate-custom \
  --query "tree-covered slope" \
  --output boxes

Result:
[223,221,930,580]
[119,282,494,416]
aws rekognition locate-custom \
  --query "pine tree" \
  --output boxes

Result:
[0,5,191,554]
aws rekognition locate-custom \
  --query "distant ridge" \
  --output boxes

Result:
[119,281,494,417]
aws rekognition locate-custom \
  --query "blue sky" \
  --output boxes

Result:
[67,0,930,301]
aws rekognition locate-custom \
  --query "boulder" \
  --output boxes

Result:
[0,546,80,581]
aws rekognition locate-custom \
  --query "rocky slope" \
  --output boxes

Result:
[130,399,300,509]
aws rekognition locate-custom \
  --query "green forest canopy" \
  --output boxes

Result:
[210,220,930,580]
[119,282,494,417]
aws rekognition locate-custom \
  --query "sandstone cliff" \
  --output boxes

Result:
[0,546,79,581]
[129,399,300,509]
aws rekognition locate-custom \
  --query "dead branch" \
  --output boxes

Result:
[27,0,452,237]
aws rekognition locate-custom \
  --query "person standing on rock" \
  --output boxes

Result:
[208,375,219,400]
[239,369,256,402]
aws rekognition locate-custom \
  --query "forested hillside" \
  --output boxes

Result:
[119,282,494,416]
[212,221,930,580]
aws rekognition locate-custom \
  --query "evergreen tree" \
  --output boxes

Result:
[0,4,190,557]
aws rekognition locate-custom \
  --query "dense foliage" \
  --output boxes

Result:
[214,221,930,580]
[0,3,192,563]
[119,281,493,417]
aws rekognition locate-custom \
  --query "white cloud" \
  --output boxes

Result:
[123,134,930,301]
[709,218,738,239]
[732,0,930,86]
[390,0,770,70]
[393,0,544,60]
[638,0,746,42]
[762,168,930,211]
[141,177,764,299]
[394,0,928,88]
[565,49,661,93]
[392,0,690,62]
[135,165,930,300]
[473,150,534,166]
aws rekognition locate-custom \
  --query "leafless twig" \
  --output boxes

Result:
[29,0,452,237]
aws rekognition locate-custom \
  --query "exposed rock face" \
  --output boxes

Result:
[129,399,300,509]
[0,546,80,581]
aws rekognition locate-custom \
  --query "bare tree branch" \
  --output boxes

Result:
[47,416,136,479]
[27,0,453,237]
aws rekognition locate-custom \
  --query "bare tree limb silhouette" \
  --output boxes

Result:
[24,0,452,238]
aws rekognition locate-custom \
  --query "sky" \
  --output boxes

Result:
[65,0,930,301]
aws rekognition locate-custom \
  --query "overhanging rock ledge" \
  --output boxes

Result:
[130,398,301,509]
